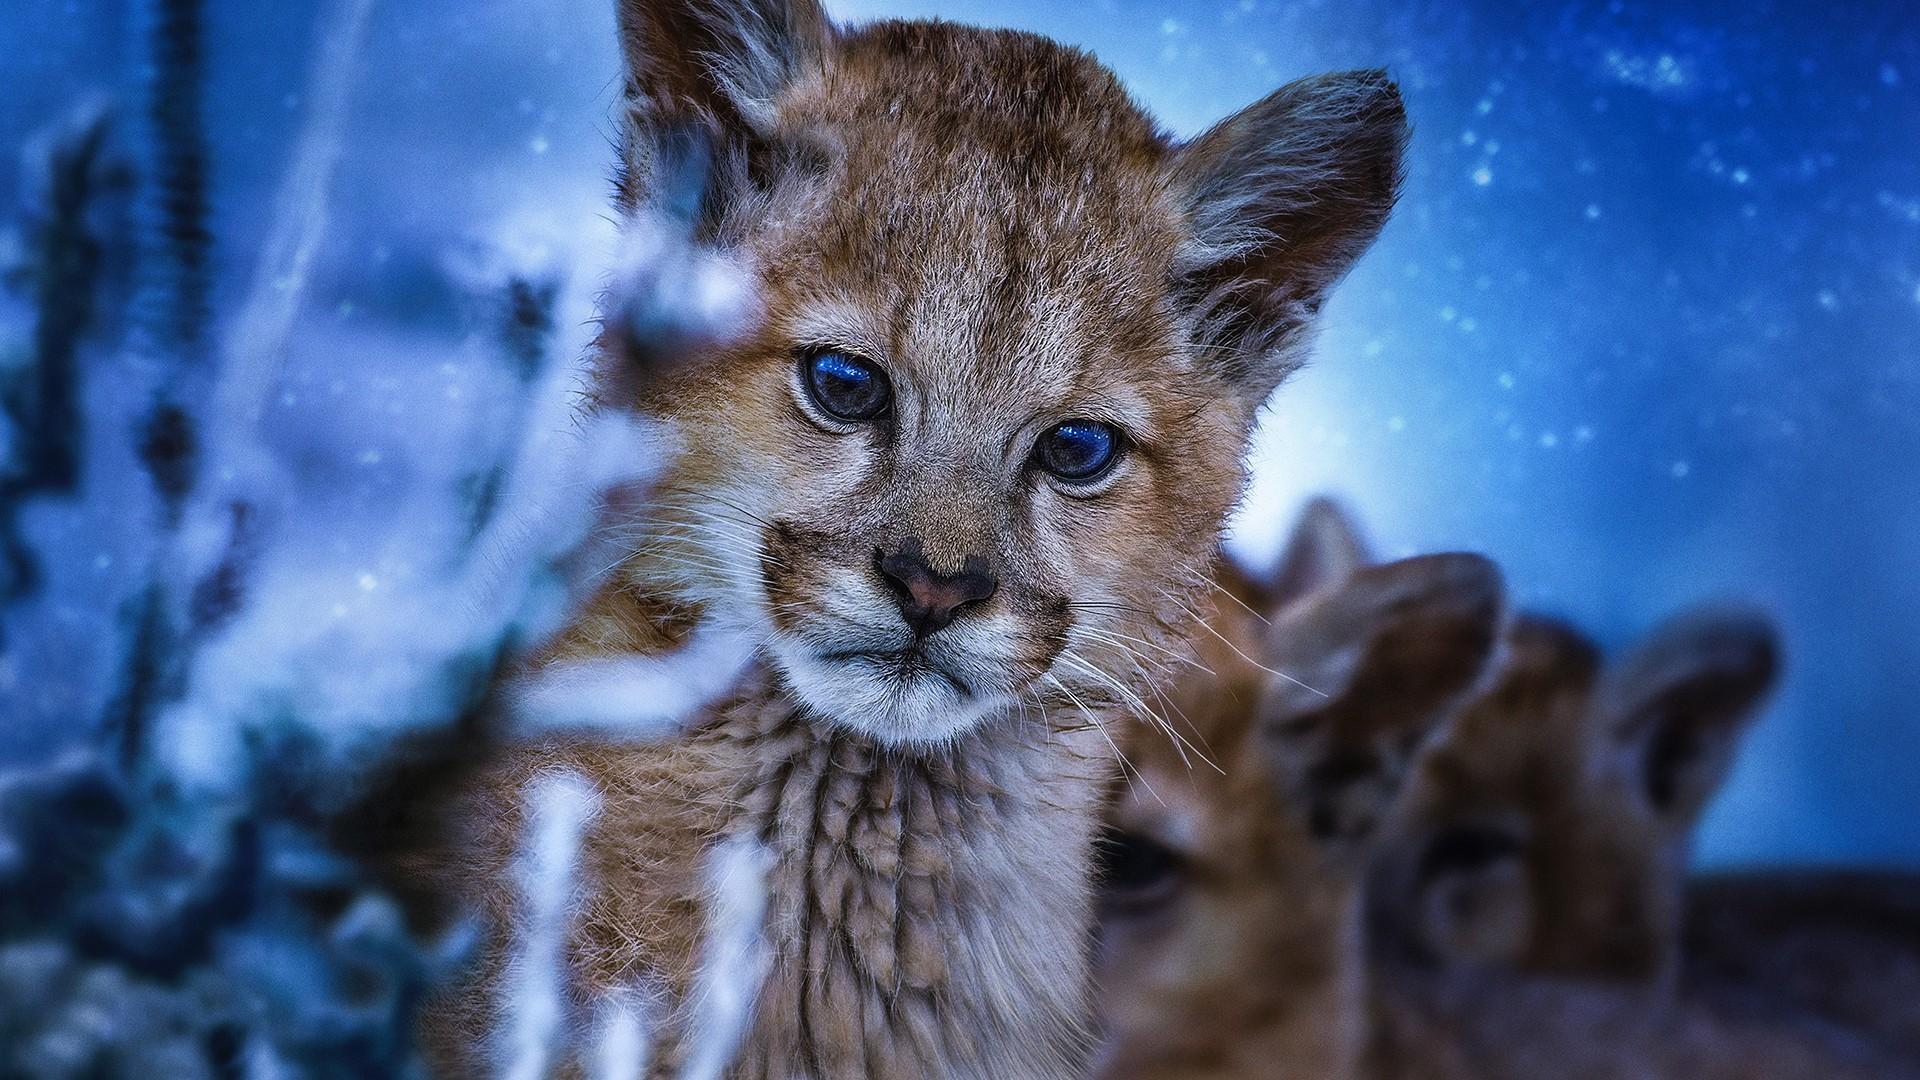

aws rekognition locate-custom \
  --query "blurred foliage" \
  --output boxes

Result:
[0,754,464,1077]
[0,6,579,1064]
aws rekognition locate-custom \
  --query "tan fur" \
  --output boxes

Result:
[1366,603,1920,1076]
[1371,608,1781,984]
[407,663,1112,1077]
[1082,502,1910,1079]
[600,14,1403,746]
[1090,533,1505,1080]
[374,2,1411,1076]
[1368,962,1915,1080]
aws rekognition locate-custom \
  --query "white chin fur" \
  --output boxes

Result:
[768,636,1009,746]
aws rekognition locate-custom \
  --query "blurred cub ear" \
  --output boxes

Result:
[1598,606,1780,825]
[1170,70,1409,403]
[1257,554,1506,847]
[1268,495,1373,613]
[1283,553,1506,714]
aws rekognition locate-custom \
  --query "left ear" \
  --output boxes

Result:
[1267,495,1373,613]
[1169,69,1410,402]
[612,0,836,224]
[1598,607,1781,825]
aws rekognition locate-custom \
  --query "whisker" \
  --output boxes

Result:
[1210,577,1272,627]
[1074,636,1210,758]
[1188,616,1328,698]
[1057,650,1222,776]
[699,491,781,532]
[1073,624,1211,676]
[1044,672,1159,806]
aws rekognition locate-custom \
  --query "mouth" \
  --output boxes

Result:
[767,630,1009,746]
[821,647,974,700]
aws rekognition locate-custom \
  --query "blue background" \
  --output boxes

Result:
[3,0,1916,866]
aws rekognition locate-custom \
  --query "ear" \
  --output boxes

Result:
[1170,70,1409,402]
[617,0,833,132]
[1300,553,1507,711]
[614,0,835,219]
[1257,554,1505,849]
[1599,607,1780,825]
[1268,495,1373,612]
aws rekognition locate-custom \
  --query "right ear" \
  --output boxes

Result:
[1267,495,1373,613]
[1258,553,1506,849]
[614,0,835,216]
[1598,606,1780,826]
[1170,70,1410,404]
[1286,553,1507,713]
[618,0,833,133]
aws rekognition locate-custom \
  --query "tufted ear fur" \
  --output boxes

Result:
[1266,553,1505,717]
[617,0,833,133]
[1170,69,1409,403]
[1598,606,1780,826]
[613,0,836,221]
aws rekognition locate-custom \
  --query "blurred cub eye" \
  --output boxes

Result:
[1419,825,1523,880]
[1095,826,1184,912]
[803,349,891,422]
[1035,420,1122,482]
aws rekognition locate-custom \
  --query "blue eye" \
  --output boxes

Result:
[803,349,891,422]
[1035,421,1122,483]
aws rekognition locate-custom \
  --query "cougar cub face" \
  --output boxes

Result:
[1091,542,1505,1078]
[605,2,1409,744]
[1373,609,1780,982]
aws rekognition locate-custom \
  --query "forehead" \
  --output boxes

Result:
[770,22,1190,424]
[818,21,1171,215]
[1421,640,1602,809]
[1110,765,1211,852]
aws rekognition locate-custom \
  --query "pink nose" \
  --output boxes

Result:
[875,539,998,638]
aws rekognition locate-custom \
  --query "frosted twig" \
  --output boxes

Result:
[590,987,655,1080]
[500,770,602,1080]
[507,619,754,740]
[678,836,773,1080]
[214,0,377,447]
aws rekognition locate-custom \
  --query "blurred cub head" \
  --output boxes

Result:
[597,1,1409,744]
[1092,502,1504,1078]
[1372,606,1781,983]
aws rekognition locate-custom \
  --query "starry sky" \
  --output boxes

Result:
[3,0,1917,865]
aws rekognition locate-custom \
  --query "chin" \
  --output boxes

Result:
[768,636,1013,747]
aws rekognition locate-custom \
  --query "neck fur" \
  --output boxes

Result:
[419,659,1113,1080]
[714,688,1111,1079]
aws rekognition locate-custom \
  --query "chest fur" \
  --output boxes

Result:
[436,686,1112,1080]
